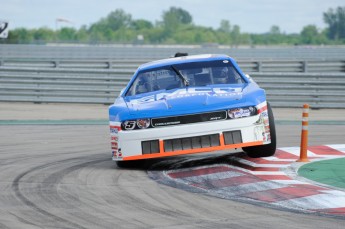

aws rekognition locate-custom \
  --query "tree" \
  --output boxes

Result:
[7,28,34,43]
[162,7,192,25]
[162,7,193,37]
[57,27,77,41]
[300,25,319,44]
[218,20,231,33]
[269,25,281,34]
[131,19,153,30]
[231,25,241,46]
[105,9,132,31]
[323,6,345,40]
[32,27,55,43]
[90,9,132,33]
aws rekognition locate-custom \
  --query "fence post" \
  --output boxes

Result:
[297,104,310,162]
[302,61,308,72]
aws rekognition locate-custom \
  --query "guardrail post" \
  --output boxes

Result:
[107,61,112,69]
[302,61,308,72]
[53,60,59,68]
[297,104,310,162]
[256,62,262,72]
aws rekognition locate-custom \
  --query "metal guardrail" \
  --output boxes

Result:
[2,44,345,60]
[0,59,345,108]
[1,58,345,72]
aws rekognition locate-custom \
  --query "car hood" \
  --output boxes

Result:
[124,86,245,117]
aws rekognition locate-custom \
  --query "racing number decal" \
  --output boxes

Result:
[123,121,136,130]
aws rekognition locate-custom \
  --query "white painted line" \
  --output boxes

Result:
[279,147,318,157]
[235,158,291,168]
[274,193,345,210]
[272,180,308,185]
[179,171,244,183]
[249,171,286,175]
[327,144,345,154]
[216,181,288,196]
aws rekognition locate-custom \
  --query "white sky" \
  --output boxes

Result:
[1,0,344,33]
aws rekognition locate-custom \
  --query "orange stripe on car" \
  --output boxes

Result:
[122,140,263,161]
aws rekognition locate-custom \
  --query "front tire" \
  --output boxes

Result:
[116,160,140,168]
[243,102,276,158]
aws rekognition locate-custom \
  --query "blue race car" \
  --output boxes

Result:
[109,54,276,167]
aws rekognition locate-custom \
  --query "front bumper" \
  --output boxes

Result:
[110,113,270,161]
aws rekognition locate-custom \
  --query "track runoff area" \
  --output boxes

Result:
[149,105,345,218]
[149,145,345,217]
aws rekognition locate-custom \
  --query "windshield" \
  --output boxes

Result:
[125,60,245,96]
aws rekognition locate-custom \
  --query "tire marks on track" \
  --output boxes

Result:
[11,157,106,229]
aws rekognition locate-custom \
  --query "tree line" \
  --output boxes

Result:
[3,6,345,45]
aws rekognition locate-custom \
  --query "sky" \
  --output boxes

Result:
[0,0,344,33]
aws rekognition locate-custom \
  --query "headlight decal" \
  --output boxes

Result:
[137,119,150,129]
[228,106,257,119]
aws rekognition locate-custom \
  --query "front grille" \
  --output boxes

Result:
[164,134,220,152]
[142,140,159,154]
[151,111,227,128]
[223,130,242,145]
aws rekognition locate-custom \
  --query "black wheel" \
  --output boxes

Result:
[243,102,276,158]
[116,160,140,168]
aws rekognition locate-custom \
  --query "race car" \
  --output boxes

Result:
[109,54,276,167]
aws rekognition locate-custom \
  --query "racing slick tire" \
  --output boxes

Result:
[243,102,276,158]
[116,160,149,169]
[116,160,138,168]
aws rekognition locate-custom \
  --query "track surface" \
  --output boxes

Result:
[1,104,345,228]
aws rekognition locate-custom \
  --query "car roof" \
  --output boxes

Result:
[138,54,234,71]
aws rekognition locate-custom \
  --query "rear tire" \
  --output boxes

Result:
[243,102,276,158]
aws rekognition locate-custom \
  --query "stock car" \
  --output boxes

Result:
[109,54,276,167]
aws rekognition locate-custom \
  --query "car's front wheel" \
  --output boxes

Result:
[243,102,276,158]
[116,160,139,168]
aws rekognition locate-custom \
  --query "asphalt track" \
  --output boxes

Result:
[1,102,345,228]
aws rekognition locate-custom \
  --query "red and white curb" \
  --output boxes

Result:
[149,144,345,217]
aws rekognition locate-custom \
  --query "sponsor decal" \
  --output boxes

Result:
[261,110,268,117]
[210,116,222,121]
[254,126,265,141]
[110,126,120,156]
[154,121,181,127]
[130,88,243,104]
[111,142,118,148]
[112,148,122,158]
[151,110,227,127]
[110,126,121,134]
[229,108,250,119]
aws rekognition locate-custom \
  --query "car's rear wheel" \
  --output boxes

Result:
[243,102,276,158]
